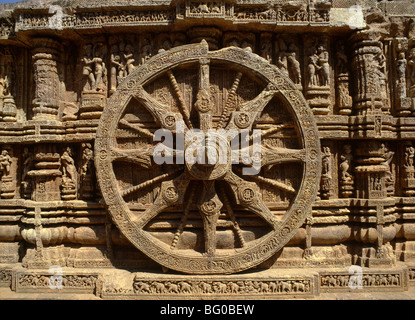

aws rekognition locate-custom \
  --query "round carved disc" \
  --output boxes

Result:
[95,41,321,274]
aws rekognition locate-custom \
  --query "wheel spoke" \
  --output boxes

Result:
[224,171,279,229]
[134,173,189,229]
[195,57,212,131]
[238,83,278,114]
[225,83,278,131]
[260,146,306,167]
[198,181,223,256]
[220,185,246,248]
[133,85,183,130]
[121,168,183,198]
[170,186,196,250]
[233,167,296,194]
[110,146,154,168]
[167,70,193,130]
[217,72,243,129]
[119,119,154,140]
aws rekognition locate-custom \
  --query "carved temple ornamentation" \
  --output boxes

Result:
[0,0,414,299]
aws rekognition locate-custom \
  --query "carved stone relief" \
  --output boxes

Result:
[0,0,413,299]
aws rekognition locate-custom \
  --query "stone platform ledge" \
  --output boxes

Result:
[0,265,413,299]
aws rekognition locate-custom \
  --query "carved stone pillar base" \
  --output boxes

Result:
[61,183,77,201]
[355,165,388,199]
[0,176,15,199]
[79,91,107,120]
[28,171,62,202]
[0,242,19,263]
[403,168,415,195]
[396,241,415,262]
[2,95,17,122]
[22,245,68,269]
[356,246,395,268]
[340,179,354,198]
[305,87,331,115]
[67,247,113,268]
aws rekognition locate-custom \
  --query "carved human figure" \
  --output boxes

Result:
[110,44,124,92]
[93,43,107,92]
[287,43,301,85]
[317,43,330,86]
[307,46,320,87]
[161,39,172,51]
[396,51,407,100]
[0,149,11,177]
[80,143,94,180]
[322,146,331,175]
[21,147,33,197]
[124,44,136,76]
[405,144,415,169]
[381,144,395,194]
[340,144,353,182]
[81,44,95,91]
[276,39,289,76]
[261,38,273,63]
[408,48,415,90]
[141,38,153,64]
[61,147,77,187]
[336,44,348,75]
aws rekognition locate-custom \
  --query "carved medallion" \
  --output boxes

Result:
[95,41,321,274]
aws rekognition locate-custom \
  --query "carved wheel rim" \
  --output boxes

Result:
[95,41,321,274]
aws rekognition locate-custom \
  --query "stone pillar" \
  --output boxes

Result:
[27,145,61,202]
[354,141,396,267]
[31,38,63,121]
[350,31,390,116]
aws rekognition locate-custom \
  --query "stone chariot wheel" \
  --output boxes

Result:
[95,41,321,274]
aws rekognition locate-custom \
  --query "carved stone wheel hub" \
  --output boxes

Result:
[95,41,321,275]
